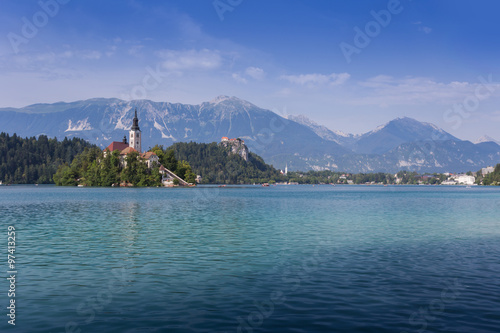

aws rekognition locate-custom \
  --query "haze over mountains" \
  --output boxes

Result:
[1,96,499,173]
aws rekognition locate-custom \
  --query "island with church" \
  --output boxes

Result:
[53,109,197,187]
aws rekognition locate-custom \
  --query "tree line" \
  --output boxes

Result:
[2,132,500,186]
[0,132,94,184]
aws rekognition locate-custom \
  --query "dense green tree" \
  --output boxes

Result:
[99,150,121,186]
[170,141,284,184]
[0,132,94,184]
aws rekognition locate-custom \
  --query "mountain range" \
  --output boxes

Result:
[1,96,499,173]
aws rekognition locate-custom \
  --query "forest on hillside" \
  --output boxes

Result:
[170,141,285,184]
[0,133,95,184]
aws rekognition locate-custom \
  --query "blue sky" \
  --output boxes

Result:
[1,0,500,141]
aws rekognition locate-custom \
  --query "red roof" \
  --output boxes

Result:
[104,141,129,152]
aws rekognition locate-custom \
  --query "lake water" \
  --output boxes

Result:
[1,185,500,332]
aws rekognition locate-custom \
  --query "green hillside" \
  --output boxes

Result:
[0,132,95,184]
[169,141,284,184]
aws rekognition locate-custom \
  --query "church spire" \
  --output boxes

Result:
[131,108,140,131]
[131,109,140,131]
[129,108,142,153]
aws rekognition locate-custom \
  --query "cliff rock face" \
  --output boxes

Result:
[220,138,249,161]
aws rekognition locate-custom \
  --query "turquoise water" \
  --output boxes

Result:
[1,185,500,332]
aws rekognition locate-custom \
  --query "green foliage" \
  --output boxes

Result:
[169,141,285,184]
[54,148,164,187]
[175,160,196,184]
[53,147,104,186]
[0,132,94,184]
[54,144,196,187]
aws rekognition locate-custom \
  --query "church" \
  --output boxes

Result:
[104,109,189,186]
[104,109,159,167]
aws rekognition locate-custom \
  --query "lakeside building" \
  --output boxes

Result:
[442,173,476,185]
[456,174,475,185]
[482,166,495,176]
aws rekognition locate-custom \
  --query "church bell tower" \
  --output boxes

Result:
[129,109,142,153]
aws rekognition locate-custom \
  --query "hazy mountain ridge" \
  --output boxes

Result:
[1,96,499,172]
[475,135,500,145]
[286,114,359,147]
[349,117,459,154]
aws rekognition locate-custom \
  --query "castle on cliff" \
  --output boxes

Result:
[220,137,249,161]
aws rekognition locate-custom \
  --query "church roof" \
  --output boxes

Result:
[141,152,157,159]
[104,141,129,152]
[120,147,138,155]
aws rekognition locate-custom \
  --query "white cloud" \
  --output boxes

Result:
[232,73,247,84]
[158,49,222,71]
[353,75,500,106]
[245,67,265,80]
[106,45,117,58]
[419,26,432,34]
[276,88,292,96]
[81,50,102,60]
[280,72,350,86]
[0,48,102,72]
[413,21,432,34]
[127,45,144,57]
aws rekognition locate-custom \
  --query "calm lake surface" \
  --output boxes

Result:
[1,185,500,332]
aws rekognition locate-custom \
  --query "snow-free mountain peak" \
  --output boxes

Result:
[353,117,459,154]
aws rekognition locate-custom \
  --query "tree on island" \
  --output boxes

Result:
[150,145,197,184]
[53,146,193,187]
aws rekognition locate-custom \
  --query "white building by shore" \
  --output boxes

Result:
[456,174,475,185]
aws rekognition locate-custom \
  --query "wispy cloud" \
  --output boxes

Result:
[81,50,102,60]
[280,72,350,86]
[419,26,432,34]
[413,21,432,34]
[232,73,247,84]
[157,49,222,71]
[245,67,265,80]
[353,75,500,106]
[127,45,144,57]
[0,48,102,72]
